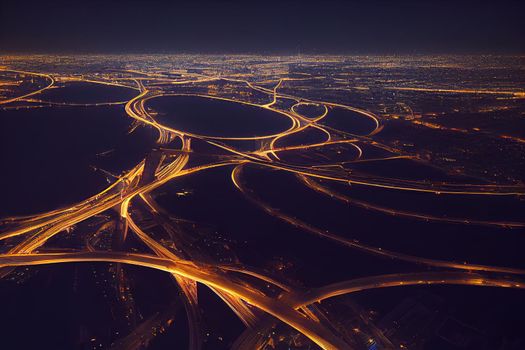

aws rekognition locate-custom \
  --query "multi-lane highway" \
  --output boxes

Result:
[1,64,524,349]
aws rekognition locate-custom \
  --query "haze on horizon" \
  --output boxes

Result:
[1,0,524,54]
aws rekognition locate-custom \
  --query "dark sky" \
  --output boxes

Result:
[1,0,524,54]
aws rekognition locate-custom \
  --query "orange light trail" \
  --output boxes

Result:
[1,64,524,350]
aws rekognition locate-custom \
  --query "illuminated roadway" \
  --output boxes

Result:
[1,65,524,349]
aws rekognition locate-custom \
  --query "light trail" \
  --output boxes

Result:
[385,86,525,97]
[0,69,55,105]
[1,64,524,350]
[231,164,525,276]
[297,272,525,306]
[0,252,350,350]
[298,174,525,228]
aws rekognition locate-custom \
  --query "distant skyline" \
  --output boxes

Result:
[1,0,524,54]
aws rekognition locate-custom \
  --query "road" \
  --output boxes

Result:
[1,65,524,349]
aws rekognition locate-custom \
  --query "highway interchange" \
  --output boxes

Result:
[1,61,524,349]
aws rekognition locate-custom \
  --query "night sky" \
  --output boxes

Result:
[1,0,524,54]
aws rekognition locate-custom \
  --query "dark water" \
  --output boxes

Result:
[151,162,525,347]
[38,81,137,104]
[320,106,378,135]
[240,165,525,268]
[0,104,156,216]
[1,80,523,349]
[153,165,419,286]
[0,263,185,350]
[147,95,293,138]
[328,179,525,223]
[274,125,329,148]
[293,103,326,119]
